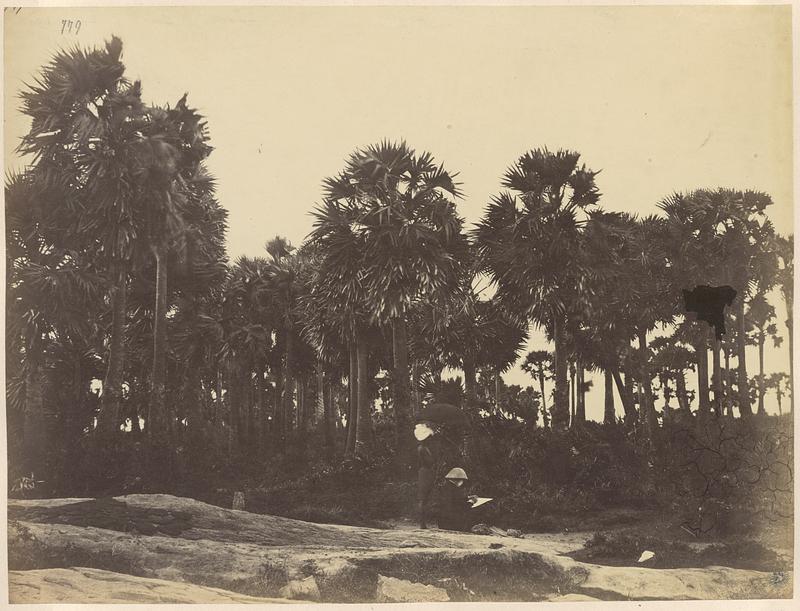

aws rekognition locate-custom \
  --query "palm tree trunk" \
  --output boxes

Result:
[495,369,501,415]
[346,337,358,456]
[281,324,294,449]
[297,377,304,431]
[623,367,636,420]
[98,265,127,435]
[334,386,344,433]
[638,330,657,434]
[569,364,576,427]
[186,361,204,455]
[636,380,644,427]
[736,296,752,418]
[695,325,710,415]
[297,377,307,457]
[757,335,766,415]
[463,352,477,410]
[411,362,423,415]
[23,357,46,479]
[242,371,252,450]
[69,354,85,456]
[661,373,672,424]
[272,370,282,443]
[604,369,615,424]
[151,244,170,448]
[322,374,335,457]
[712,336,723,417]
[355,330,372,456]
[316,361,325,426]
[537,368,548,425]
[578,359,586,423]
[612,367,637,426]
[676,370,690,414]
[226,365,240,463]
[783,287,793,412]
[787,317,794,412]
[392,316,412,464]
[254,367,264,450]
[216,370,223,424]
[723,345,733,417]
[552,313,570,429]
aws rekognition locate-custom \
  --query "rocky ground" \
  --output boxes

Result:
[7,494,794,603]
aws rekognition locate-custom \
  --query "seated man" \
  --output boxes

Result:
[437,467,478,532]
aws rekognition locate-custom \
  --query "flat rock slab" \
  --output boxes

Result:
[576,562,793,600]
[7,494,793,603]
[9,567,297,604]
[9,494,477,550]
[376,574,449,602]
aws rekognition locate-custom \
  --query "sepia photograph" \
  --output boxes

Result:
[2,2,796,606]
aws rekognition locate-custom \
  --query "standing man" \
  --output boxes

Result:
[415,423,437,529]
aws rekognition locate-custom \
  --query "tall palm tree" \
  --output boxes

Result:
[658,190,766,417]
[579,210,640,426]
[774,234,793,407]
[626,216,674,433]
[6,173,105,481]
[263,237,299,449]
[216,256,281,461]
[475,148,601,429]
[746,293,780,416]
[301,227,370,456]
[311,140,466,459]
[16,36,144,437]
[130,98,215,446]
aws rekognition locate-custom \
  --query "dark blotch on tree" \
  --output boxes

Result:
[682,285,737,339]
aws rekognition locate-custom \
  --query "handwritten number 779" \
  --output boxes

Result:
[61,20,82,35]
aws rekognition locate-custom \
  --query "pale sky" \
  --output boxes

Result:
[4,5,794,419]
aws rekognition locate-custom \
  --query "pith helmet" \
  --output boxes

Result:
[445,467,468,481]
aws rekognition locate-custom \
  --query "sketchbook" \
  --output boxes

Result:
[470,497,493,508]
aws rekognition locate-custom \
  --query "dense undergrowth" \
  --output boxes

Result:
[11,411,793,561]
[190,413,794,547]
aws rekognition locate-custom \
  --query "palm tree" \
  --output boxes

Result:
[579,210,641,426]
[296,243,352,455]
[311,140,465,458]
[714,189,776,419]
[650,335,696,421]
[130,98,216,449]
[766,372,790,415]
[660,193,715,416]
[746,293,781,416]
[16,36,144,437]
[475,148,601,429]
[424,289,528,413]
[263,237,300,449]
[774,234,793,408]
[304,210,373,457]
[627,216,673,432]
[659,189,773,418]
[6,173,105,482]
[522,350,553,427]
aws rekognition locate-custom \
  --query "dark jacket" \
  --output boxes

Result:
[437,482,473,531]
[417,443,436,499]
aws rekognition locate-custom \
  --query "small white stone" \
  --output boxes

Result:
[638,550,656,563]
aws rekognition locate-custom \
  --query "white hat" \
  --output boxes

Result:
[414,423,434,441]
[445,467,468,480]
